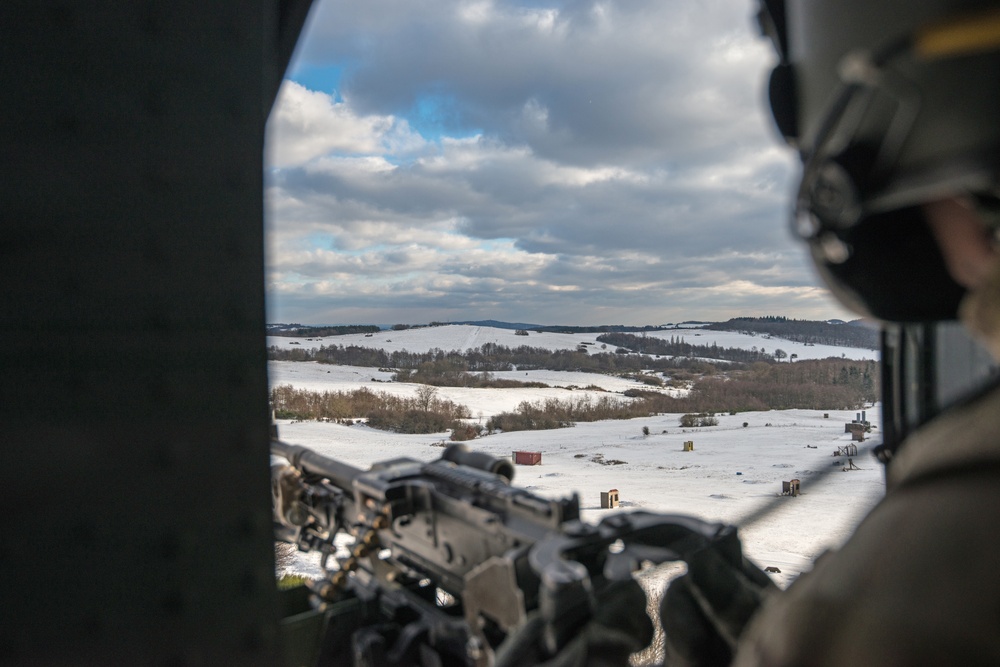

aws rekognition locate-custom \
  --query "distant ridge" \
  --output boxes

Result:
[266,317,875,348]
[267,323,380,336]
[446,321,670,334]
[531,324,665,334]
[444,319,543,330]
[705,316,878,350]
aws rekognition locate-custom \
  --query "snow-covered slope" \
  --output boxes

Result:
[268,361,686,417]
[267,324,876,361]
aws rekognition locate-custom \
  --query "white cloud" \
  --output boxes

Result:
[262,0,849,325]
[266,81,424,168]
[306,155,398,176]
[458,0,495,24]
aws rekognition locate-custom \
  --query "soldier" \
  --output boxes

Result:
[663,1,1000,664]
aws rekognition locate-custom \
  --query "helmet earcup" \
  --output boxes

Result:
[768,62,799,143]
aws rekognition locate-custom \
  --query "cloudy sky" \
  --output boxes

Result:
[264,0,854,326]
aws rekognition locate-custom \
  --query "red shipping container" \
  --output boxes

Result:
[513,450,542,465]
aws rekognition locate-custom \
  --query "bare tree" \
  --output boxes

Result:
[415,384,439,413]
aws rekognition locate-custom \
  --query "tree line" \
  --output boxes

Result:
[705,317,878,350]
[268,324,380,337]
[267,342,729,375]
[485,358,878,432]
[595,333,778,363]
[270,384,470,434]
[269,356,878,437]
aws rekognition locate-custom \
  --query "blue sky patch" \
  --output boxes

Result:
[288,62,346,98]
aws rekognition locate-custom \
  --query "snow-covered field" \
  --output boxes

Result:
[267,323,877,361]
[270,325,885,593]
[275,410,883,589]
[269,361,687,417]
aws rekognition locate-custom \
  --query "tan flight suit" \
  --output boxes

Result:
[734,381,1000,665]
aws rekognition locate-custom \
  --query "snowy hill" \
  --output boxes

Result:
[267,323,877,362]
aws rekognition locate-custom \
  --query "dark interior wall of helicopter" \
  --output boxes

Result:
[0,2,312,664]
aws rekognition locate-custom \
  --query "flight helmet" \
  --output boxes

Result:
[758,0,1000,321]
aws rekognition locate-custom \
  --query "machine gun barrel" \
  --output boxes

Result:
[440,443,516,481]
[271,439,362,490]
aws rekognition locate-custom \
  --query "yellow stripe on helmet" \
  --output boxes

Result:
[915,8,1000,59]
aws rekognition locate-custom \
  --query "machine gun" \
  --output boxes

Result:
[271,439,744,667]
